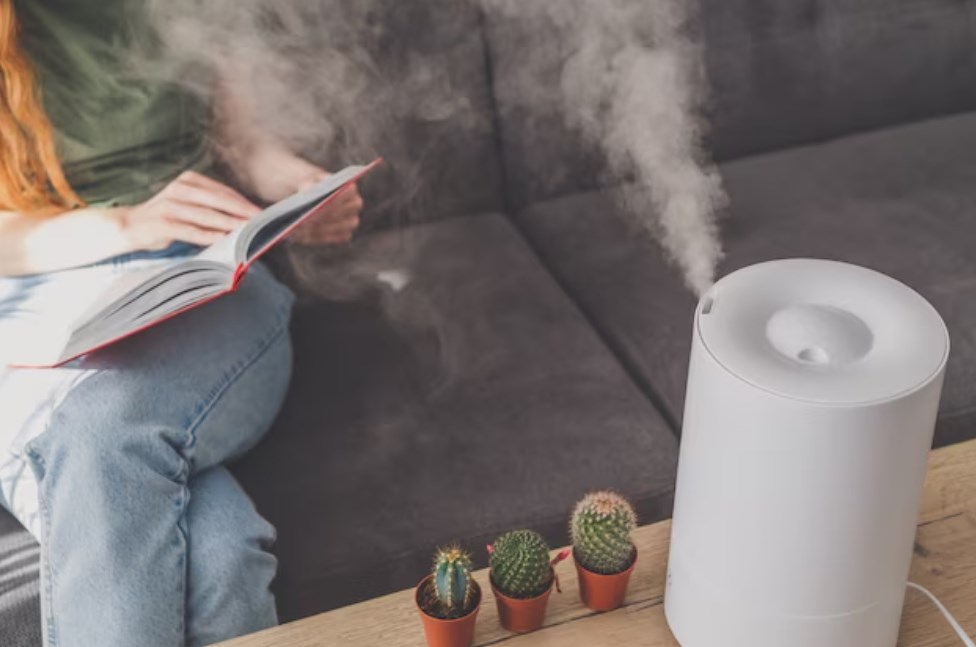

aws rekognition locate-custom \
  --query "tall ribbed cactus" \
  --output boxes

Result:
[431,546,475,618]
[489,530,553,598]
[571,491,637,574]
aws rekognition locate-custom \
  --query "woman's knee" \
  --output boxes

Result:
[23,264,293,488]
[29,373,190,483]
[190,327,292,468]
[34,325,291,482]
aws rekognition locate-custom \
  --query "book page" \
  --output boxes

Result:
[238,164,370,263]
[194,162,373,268]
[64,259,232,358]
[71,263,227,337]
[70,262,202,331]
[195,225,247,266]
[1,257,185,366]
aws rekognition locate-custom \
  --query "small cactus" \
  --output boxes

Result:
[571,491,637,574]
[422,545,476,619]
[489,530,553,599]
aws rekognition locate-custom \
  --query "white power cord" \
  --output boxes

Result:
[907,582,975,647]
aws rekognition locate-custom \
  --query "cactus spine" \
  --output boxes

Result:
[571,491,637,574]
[489,530,553,598]
[430,545,475,618]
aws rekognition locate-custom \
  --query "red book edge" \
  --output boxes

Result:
[13,159,383,369]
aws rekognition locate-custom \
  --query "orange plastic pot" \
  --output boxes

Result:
[574,548,638,612]
[491,576,553,634]
[415,576,481,647]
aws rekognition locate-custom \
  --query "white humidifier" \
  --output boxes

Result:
[664,259,949,647]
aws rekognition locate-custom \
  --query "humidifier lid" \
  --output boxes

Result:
[697,259,949,405]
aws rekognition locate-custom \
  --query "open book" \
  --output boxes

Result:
[15,160,380,369]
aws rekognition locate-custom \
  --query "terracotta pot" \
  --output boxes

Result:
[415,576,482,647]
[574,548,638,612]
[491,575,554,634]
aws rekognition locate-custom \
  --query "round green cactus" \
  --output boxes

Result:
[571,491,637,574]
[431,545,475,617]
[489,530,553,599]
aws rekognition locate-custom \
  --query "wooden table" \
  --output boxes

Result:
[219,439,976,647]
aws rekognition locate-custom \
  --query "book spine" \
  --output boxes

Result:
[232,263,247,290]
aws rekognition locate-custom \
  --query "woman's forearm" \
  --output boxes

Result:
[0,207,134,276]
[214,65,328,202]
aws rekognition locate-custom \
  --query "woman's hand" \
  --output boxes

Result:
[117,171,261,250]
[241,142,364,246]
[0,172,262,276]
[212,72,364,246]
[291,176,364,246]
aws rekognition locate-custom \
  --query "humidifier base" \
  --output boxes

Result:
[664,556,903,647]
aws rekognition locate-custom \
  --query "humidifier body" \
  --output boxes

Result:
[664,259,949,647]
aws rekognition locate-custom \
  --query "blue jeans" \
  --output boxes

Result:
[0,247,294,646]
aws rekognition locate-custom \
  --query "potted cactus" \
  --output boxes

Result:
[415,545,482,647]
[488,530,567,633]
[570,490,639,611]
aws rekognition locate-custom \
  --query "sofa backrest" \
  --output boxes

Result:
[483,0,976,208]
[307,0,505,225]
[704,0,976,161]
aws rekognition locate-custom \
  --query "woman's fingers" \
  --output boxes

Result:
[125,173,267,250]
[291,213,359,245]
[310,228,356,244]
[312,185,361,216]
[301,213,359,236]
[172,172,261,216]
[337,185,364,212]
[297,170,331,192]
[159,220,226,246]
[167,185,260,221]
[176,171,243,197]
[321,234,353,244]
[165,202,249,233]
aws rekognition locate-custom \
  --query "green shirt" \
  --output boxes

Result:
[17,0,214,206]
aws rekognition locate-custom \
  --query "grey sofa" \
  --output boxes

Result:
[5,0,976,642]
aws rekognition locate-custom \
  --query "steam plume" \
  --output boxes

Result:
[141,0,486,222]
[142,0,725,295]
[484,0,726,295]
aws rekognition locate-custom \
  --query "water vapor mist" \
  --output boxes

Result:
[142,0,486,223]
[141,0,492,307]
[485,0,726,295]
[143,0,725,295]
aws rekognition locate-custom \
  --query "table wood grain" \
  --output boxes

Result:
[217,439,976,647]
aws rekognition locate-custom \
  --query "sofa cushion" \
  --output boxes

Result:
[483,0,976,206]
[231,213,679,620]
[0,511,40,647]
[519,112,976,448]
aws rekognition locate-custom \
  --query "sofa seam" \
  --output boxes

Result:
[475,1,519,221]
[937,405,976,422]
[504,212,683,434]
[473,3,681,436]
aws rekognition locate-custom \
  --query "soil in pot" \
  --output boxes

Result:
[416,575,482,647]
[575,547,638,612]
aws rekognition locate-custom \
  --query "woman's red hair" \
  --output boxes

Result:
[0,0,82,212]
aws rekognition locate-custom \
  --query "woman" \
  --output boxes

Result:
[0,1,362,645]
